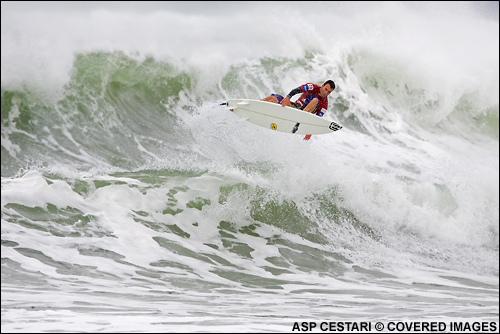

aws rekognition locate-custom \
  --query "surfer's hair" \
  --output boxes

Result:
[324,80,336,91]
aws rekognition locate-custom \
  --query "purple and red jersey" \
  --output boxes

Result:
[293,83,328,116]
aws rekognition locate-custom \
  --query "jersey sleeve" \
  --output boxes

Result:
[288,83,319,98]
[300,83,317,92]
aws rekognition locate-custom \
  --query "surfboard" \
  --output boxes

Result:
[225,99,342,135]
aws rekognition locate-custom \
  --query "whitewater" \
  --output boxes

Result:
[1,1,498,332]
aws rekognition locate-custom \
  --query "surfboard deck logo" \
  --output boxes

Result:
[225,99,343,136]
[329,122,342,131]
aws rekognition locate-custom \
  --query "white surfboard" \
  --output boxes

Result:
[225,99,342,135]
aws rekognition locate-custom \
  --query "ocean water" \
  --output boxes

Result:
[1,1,499,332]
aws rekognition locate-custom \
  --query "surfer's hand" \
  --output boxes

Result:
[281,96,290,107]
[303,135,312,141]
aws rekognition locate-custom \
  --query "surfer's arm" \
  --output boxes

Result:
[281,87,303,107]
[287,87,303,97]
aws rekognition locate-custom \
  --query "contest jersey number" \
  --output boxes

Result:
[270,123,277,130]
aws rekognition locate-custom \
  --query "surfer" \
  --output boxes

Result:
[261,80,336,140]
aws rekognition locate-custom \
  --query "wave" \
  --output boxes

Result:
[2,45,498,267]
[2,46,498,176]
[1,0,498,285]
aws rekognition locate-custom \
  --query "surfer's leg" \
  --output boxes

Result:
[261,94,283,104]
[261,96,278,103]
[303,98,319,113]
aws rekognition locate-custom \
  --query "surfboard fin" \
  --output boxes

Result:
[225,103,237,112]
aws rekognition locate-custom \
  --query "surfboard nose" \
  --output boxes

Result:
[329,122,342,131]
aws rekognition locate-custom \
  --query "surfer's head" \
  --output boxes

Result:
[319,80,336,97]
